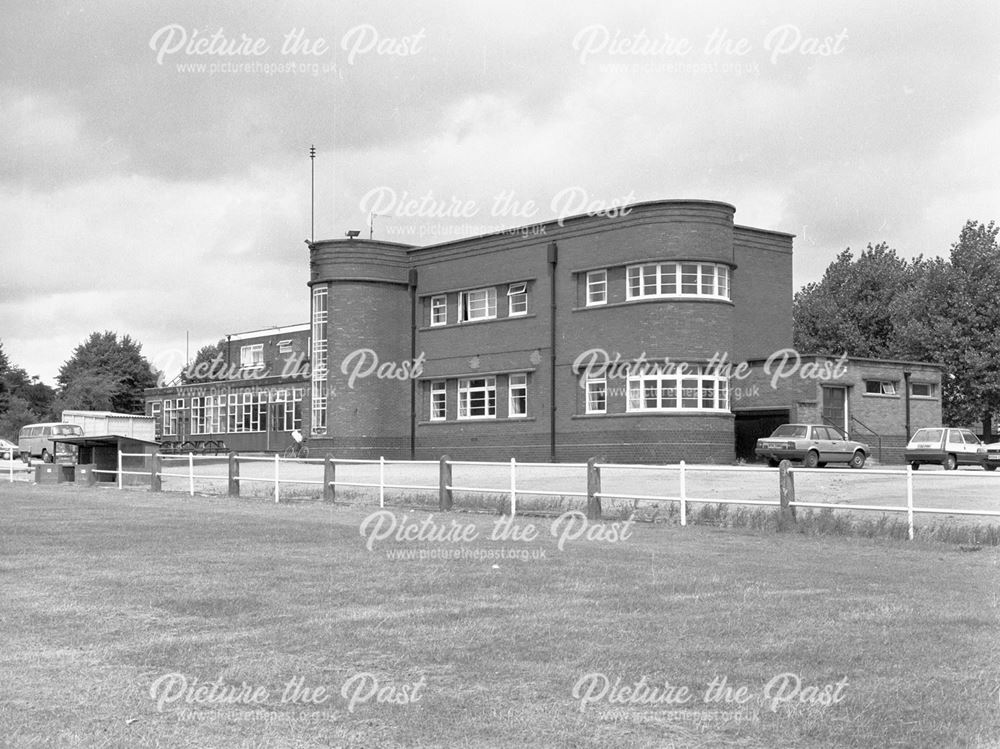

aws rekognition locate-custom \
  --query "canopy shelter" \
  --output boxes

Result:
[51,434,159,484]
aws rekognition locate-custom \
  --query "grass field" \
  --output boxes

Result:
[2,482,999,748]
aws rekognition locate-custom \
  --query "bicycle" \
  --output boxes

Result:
[283,442,309,459]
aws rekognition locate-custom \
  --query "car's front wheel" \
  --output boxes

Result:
[848,450,866,469]
[910,462,920,470]
[803,451,820,469]
[943,454,958,471]
[767,458,780,468]
[985,464,997,472]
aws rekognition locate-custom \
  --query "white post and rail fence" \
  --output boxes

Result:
[9,450,1000,541]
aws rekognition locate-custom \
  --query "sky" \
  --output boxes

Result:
[1,0,998,385]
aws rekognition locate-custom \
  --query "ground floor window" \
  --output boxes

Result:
[586,378,607,414]
[311,380,327,435]
[272,388,304,431]
[191,395,225,435]
[163,399,184,437]
[228,391,268,433]
[458,377,497,419]
[430,381,447,420]
[509,373,528,417]
[626,367,729,412]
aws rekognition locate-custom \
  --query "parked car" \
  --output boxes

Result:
[904,427,987,470]
[755,424,869,468]
[0,438,17,461]
[985,440,1000,472]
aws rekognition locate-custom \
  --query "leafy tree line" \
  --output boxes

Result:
[794,220,1000,435]
[0,333,158,439]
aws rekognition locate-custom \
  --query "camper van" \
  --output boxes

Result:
[18,422,83,463]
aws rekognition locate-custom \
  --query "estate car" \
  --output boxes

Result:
[755,424,869,469]
[905,427,987,470]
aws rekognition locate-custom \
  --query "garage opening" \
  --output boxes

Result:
[734,409,791,463]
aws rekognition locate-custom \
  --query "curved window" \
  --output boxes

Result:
[626,366,729,412]
[626,263,730,301]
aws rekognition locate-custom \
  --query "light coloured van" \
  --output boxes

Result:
[18,422,83,463]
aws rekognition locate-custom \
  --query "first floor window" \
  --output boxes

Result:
[430,381,447,421]
[586,270,607,306]
[430,295,447,326]
[458,377,496,419]
[507,283,528,316]
[458,288,497,322]
[910,382,935,398]
[509,373,527,417]
[240,343,264,369]
[627,367,728,412]
[586,378,606,414]
[626,262,730,300]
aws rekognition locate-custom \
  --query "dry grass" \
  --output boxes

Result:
[2,482,999,747]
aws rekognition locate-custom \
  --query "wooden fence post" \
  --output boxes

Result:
[228,452,240,497]
[150,452,162,492]
[439,455,453,511]
[778,459,796,531]
[323,455,335,502]
[586,457,602,520]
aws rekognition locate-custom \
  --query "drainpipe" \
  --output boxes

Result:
[903,370,911,440]
[547,241,558,462]
[409,269,418,460]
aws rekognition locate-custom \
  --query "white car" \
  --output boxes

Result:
[905,427,987,470]
[984,441,1000,472]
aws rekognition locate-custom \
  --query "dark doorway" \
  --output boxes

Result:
[734,410,791,462]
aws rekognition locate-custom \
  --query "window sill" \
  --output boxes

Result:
[571,411,733,419]
[419,314,537,332]
[419,417,538,426]
[573,298,733,312]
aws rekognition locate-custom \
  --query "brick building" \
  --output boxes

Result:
[144,198,942,463]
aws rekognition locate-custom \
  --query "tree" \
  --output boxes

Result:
[897,221,1000,433]
[181,339,227,384]
[0,340,56,437]
[793,244,919,358]
[56,332,157,414]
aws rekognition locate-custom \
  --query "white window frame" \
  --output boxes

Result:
[626,367,729,412]
[311,285,328,435]
[430,295,448,326]
[865,380,897,396]
[507,283,528,317]
[585,378,607,414]
[586,270,607,306]
[626,262,730,301]
[458,288,497,322]
[430,381,447,421]
[508,373,527,417]
[271,388,303,431]
[240,343,264,369]
[458,377,497,419]
[228,391,268,433]
[910,382,935,398]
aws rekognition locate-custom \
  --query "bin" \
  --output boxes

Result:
[75,464,97,486]
[34,464,75,483]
